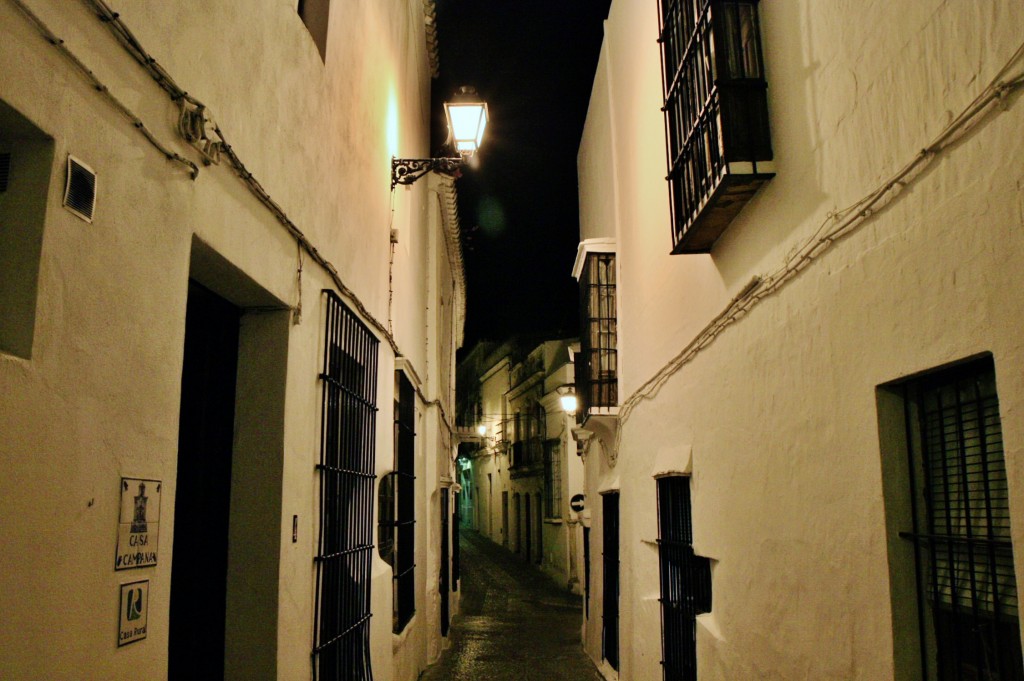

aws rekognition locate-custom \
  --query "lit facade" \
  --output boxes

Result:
[0,1,464,680]
[576,1,1024,680]
[457,340,585,594]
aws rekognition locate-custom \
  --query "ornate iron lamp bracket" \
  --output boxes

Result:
[391,157,463,190]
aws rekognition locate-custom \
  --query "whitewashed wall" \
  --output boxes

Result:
[463,342,583,594]
[578,1,1024,679]
[0,1,457,679]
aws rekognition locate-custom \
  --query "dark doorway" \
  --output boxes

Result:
[525,493,532,562]
[583,526,591,619]
[513,493,521,552]
[440,488,450,637]
[452,491,460,591]
[169,281,240,681]
[501,490,509,547]
[602,493,620,671]
[535,493,543,565]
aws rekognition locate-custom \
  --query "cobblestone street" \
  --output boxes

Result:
[421,530,601,681]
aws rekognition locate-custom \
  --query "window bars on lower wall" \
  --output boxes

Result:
[314,291,379,681]
[657,476,712,681]
[602,493,620,671]
[544,440,562,518]
[899,358,1023,681]
[577,252,618,418]
[440,488,451,637]
[393,372,416,634]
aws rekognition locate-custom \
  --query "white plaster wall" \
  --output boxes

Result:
[577,43,617,245]
[537,361,579,589]
[578,0,1024,679]
[390,161,462,681]
[464,344,582,591]
[470,356,511,544]
[0,1,451,679]
[578,436,614,671]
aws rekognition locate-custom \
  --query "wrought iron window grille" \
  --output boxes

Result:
[440,489,451,636]
[658,0,774,253]
[391,372,417,634]
[508,402,547,473]
[897,358,1022,680]
[313,291,379,681]
[544,440,563,518]
[657,476,711,681]
[577,253,617,421]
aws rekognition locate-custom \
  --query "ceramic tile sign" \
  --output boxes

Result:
[115,478,161,570]
[118,580,149,646]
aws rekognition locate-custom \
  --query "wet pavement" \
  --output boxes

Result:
[421,530,602,681]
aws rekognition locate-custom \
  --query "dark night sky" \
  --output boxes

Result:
[431,1,611,352]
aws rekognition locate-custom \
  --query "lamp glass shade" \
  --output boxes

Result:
[476,425,487,436]
[560,394,578,414]
[444,95,488,156]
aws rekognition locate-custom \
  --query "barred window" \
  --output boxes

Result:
[658,0,773,253]
[378,473,396,565]
[577,252,617,419]
[314,292,378,681]
[392,372,416,633]
[510,402,545,470]
[896,358,1022,680]
[544,440,562,518]
[440,488,451,637]
[657,476,711,681]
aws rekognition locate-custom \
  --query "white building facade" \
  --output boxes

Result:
[457,340,585,593]
[575,1,1024,680]
[0,1,464,680]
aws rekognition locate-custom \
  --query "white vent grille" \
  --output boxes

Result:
[63,155,96,222]
[0,152,10,193]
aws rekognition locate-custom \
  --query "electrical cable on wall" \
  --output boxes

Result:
[8,0,199,179]
[11,0,412,355]
[88,0,465,436]
[79,0,400,346]
[615,40,1024,449]
[294,242,304,325]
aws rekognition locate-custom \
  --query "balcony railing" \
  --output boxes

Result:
[511,437,544,472]
[660,0,774,254]
[577,252,617,421]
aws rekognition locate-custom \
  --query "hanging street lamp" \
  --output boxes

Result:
[391,86,489,189]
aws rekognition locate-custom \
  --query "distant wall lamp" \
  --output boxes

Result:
[391,86,488,190]
[556,385,578,414]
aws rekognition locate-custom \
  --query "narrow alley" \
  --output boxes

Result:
[421,531,601,681]
[4,2,1024,680]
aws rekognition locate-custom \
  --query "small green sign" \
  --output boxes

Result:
[118,580,149,647]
